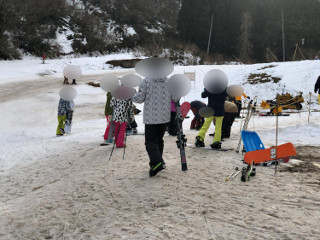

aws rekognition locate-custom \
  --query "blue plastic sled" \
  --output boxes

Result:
[241,130,265,152]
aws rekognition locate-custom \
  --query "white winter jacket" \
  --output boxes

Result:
[133,77,171,124]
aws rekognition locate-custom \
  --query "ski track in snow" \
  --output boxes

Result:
[0,59,320,239]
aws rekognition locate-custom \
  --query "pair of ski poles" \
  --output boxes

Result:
[225,167,242,181]
[236,100,256,153]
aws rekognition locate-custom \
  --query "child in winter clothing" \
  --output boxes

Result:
[133,77,171,177]
[126,104,139,134]
[104,92,113,141]
[190,100,206,130]
[167,100,177,136]
[110,98,134,148]
[196,88,228,149]
[56,98,73,136]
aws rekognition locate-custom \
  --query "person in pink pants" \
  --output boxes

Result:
[110,98,134,148]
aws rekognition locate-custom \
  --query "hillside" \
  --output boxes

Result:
[0,0,182,59]
[2,0,320,63]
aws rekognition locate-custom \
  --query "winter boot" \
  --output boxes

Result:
[195,136,205,147]
[72,79,77,85]
[149,161,166,177]
[210,142,221,149]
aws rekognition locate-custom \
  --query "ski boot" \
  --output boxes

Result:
[210,142,221,149]
[195,136,205,147]
[149,161,166,177]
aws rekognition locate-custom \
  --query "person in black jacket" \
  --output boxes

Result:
[190,100,206,130]
[195,88,228,149]
[315,76,320,104]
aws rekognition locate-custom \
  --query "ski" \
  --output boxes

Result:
[100,143,110,146]
[175,100,188,171]
[187,144,233,151]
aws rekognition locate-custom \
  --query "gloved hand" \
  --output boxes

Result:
[247,96,251,100]
[315,90,317,94]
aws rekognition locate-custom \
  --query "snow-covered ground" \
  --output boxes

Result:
[0,55,320,239]
[1,56,319,171]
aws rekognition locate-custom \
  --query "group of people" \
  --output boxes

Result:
[56,76,249,177]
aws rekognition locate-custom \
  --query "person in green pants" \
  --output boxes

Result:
[56,98,72,136]
[195,88,228,149]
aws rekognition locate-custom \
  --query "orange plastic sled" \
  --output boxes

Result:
[244,142,297,164]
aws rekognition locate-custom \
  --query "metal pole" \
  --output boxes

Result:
[275,97,279,175]
[282,10,285,62]
[207,13,214,56]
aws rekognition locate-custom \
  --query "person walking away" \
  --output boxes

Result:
[195,88,228,149]
[190,100,206,130]
[63,76,69,84]
[235,92,250,118]
[133,77,171,177]
[315,76,320,104]
[56,98,72,136]
[110,98,134,148]
[104,92,113,142]
[42,53,46,64]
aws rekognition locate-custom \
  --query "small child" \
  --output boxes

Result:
[110,98,134,148]
[56,98,73,136]
[104,92,113,142]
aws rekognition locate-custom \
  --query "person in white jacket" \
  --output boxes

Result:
[133,77,171,177]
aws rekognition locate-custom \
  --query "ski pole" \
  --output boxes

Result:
[236,100,252,153]
[109,123,121,161]
[226,167,239,181]
[230,169,241,179]
[275,97,279,176]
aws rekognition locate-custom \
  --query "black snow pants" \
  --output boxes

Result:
[222,112,237,138]
[145,124,167,167]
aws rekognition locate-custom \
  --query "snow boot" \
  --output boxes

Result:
[149,161,166,177]
[72,79,77,85]
[210,142,222,149]
[195,136,205,147]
